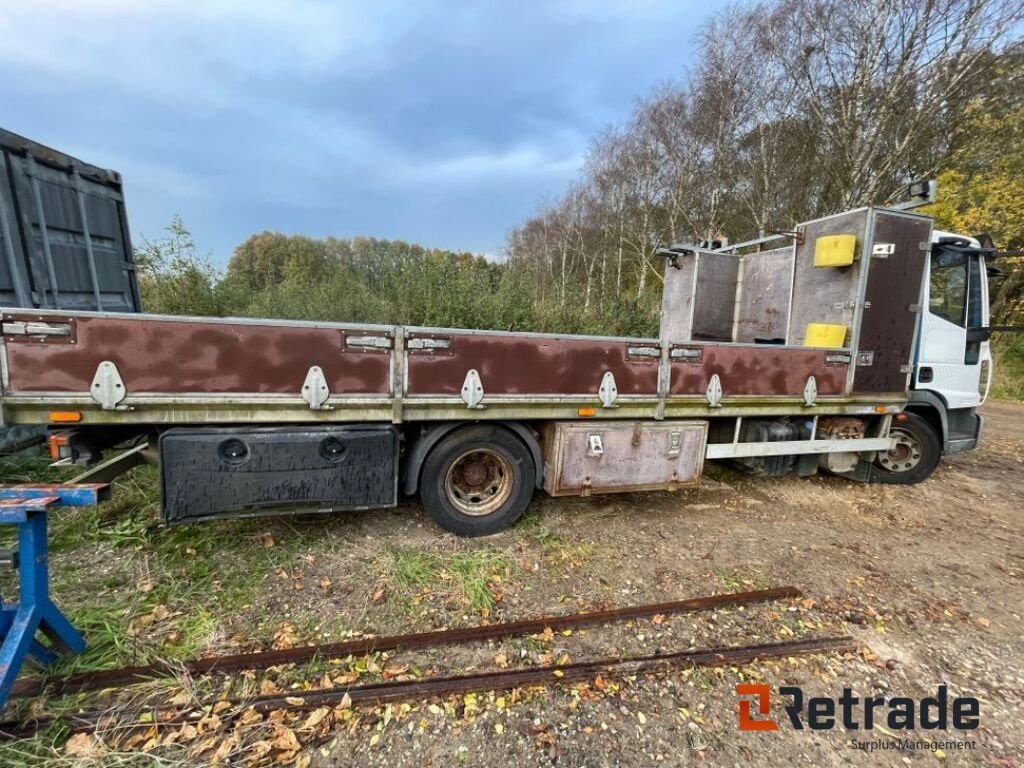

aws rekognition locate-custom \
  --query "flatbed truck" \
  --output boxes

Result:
[0,204,993,535]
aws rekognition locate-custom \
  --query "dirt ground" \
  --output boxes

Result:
[3,402,1023,767]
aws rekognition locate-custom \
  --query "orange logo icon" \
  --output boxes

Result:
[737,683,778,731]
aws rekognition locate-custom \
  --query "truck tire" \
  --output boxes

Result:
[871,412,941,485]
[419,425,536,536]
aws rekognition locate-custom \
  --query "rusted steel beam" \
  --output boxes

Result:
[13,586,800,698]
[0,634,853,741]
[242,635,856,714]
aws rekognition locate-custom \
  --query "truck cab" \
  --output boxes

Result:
[906,231,991,457]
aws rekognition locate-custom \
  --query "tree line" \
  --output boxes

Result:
[138,0,1023,348]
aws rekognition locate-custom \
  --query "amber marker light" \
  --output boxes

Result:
[48,411,82,423]
[577,407,597,417]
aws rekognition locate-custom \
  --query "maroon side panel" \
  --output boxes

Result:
[669,345,847,396]
[4,316,391,394]
[406,333,659,396]
[853,212,930,395]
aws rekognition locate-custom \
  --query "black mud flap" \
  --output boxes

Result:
[159,425,398,524]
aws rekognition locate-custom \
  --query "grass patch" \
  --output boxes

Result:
[515,511,594,568]
[715,569,767,592]
[376,546,514,615]
[991,334,1024,401]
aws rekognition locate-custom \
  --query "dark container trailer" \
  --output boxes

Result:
[0,128,140,453]
[0,128,141,314]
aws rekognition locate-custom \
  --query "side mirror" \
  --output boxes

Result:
[966,327,992,343]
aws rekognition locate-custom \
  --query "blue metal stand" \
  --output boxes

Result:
[0,484,109,707]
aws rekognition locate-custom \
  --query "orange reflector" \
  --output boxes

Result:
[874,405,888,414]
[48,411,82,423]
[895,412,908,421]
[577,407,597,417]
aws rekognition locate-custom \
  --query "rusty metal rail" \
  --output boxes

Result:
[0,634,854,741]
[12,586,800,698]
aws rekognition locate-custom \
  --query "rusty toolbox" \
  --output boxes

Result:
[542,420,708,496]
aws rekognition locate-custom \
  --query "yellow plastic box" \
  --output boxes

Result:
[804,323,847,348]
[814,234,857,267]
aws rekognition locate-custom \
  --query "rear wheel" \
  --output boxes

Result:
[420,425,535,536]
[871,412,941,485]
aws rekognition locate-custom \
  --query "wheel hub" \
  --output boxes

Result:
[445,449,514,516]
[877,428,923,473]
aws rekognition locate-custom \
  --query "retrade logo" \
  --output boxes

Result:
[736,684,979,732]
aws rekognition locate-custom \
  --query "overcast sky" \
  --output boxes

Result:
[0,1,710,263]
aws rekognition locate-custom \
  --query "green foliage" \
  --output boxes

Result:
[136,216,226,316]
[135,219,653,336]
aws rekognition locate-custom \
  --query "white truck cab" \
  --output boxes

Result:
[906,230,992,456]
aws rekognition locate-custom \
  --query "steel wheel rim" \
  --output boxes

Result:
[444,448,514,516]
[877,427,923,472]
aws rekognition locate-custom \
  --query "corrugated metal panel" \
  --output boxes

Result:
[0,128,140,313]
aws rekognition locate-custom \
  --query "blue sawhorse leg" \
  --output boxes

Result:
[0,503,86,706]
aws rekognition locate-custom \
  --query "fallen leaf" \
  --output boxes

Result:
[494,653,509,669]
[212,735,238,762]
[652,614,666,624]
[272,726,301,752]
[272,622,300,650]
[246,740,273,761]
[152,604,170,622]
[65,733,104,758]
[300,707,331,731]
[976,617,991,628]
[320,577,332,590]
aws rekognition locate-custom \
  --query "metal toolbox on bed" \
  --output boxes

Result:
[542,420,707,496]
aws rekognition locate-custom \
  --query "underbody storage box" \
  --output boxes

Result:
[542,420,707,496]
[159,425,398,523]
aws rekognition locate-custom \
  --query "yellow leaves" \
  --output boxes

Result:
[651,614,666,625]
[272,622,300,650]
[494,652,509,668]
[494,722,504,734]
[637,711,647,725]
[319,576,332,591]
[261,532,276,548]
